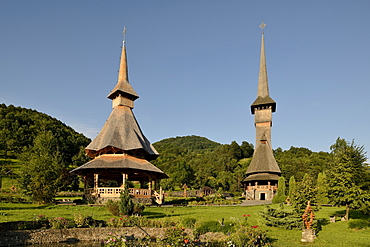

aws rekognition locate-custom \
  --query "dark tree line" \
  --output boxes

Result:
[274,147,332,182]
[152,136,254,192]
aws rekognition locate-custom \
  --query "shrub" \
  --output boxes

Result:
[119,186,134,216]
[160,227,198,247]
[348,219,370,229]
[106,199,120,216]
[226,226,272,247]
[106,215,177,228]
[48,217,72,229]
[195,220,235,235]
[133,203,145,216]
[260,206,302,229]
[182,217,197,228]
[73,213,96,228]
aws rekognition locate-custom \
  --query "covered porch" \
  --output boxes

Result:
[81,168,165,204]
[71,154,168,205]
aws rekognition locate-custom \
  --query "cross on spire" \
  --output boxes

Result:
[122,26,127,43]
[259,20,266,33]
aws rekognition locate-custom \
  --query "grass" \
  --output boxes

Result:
[0,203,113,222]
[0,158,21,192]
[1,202,369,246]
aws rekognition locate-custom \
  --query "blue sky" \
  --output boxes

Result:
[1,0,370,158]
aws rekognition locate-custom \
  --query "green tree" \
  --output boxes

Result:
[240,141,254,158]
[170,161,195,187]
[291,173,317,214]
[288,176,296,200]
[274,147,331,181]
[119,183,134,216]
[272,176,286,203]
[327,138,370,220]
[316,171,329,205]
[19,131,63,204]
[59,146,91,191]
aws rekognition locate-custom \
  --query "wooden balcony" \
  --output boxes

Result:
[85,187,151,198]
[246,185,277,191]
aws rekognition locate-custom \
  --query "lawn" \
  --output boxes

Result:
[1,202,369,246]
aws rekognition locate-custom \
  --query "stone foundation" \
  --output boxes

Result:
[90,196,153,205]
[0,227,167,246]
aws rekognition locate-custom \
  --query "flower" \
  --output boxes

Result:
[184,239,189,244]
[252,225,258,228]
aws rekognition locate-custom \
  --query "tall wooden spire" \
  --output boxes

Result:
[257,32,269,99]
[242,22,281,201]
[107,39,139,108]
[251,23,276,147]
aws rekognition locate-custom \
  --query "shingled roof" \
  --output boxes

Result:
[251,96,276,112]
[245,140,281,176]
[71,154,167,179]
[85,105,159,160]
[243,173,280,182]
[107,80,139,100]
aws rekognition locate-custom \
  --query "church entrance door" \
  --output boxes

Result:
[260,193,266,200]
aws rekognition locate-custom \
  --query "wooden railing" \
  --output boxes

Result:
[85,187,151,198]
[247,185,277,191]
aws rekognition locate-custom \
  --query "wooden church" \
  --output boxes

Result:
[242,23,281,200]
[71,36,168,204]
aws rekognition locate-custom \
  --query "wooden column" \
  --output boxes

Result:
[83,176,87,190]
[122,173,127,188]
[152,179,156,191]
[94,174,99,191]
[148,181,152,191]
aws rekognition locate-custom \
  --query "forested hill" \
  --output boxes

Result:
[152,136,335,193]
[0,104,90,164]
[153,135,221,154]
[152,136,255,192]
